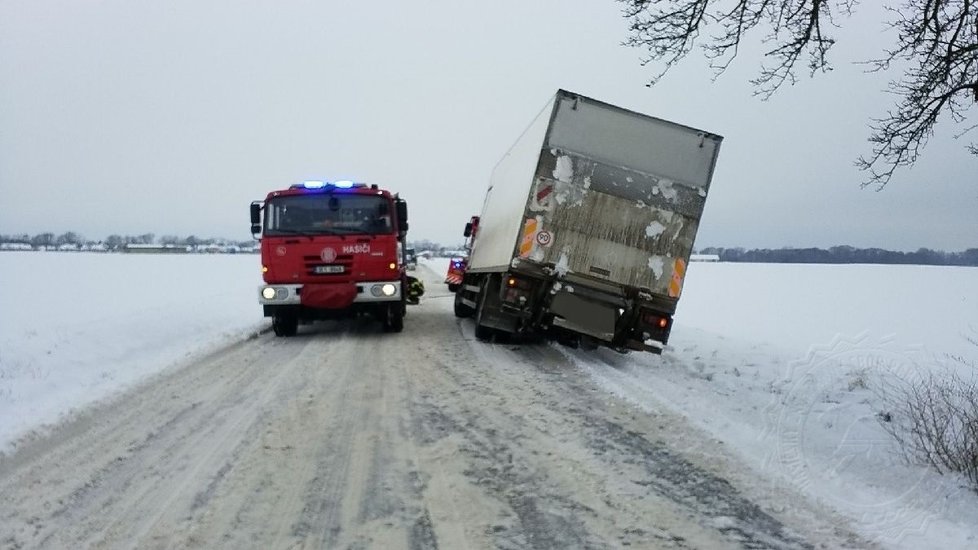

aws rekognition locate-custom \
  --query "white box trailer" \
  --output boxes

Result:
[456,90,722,353]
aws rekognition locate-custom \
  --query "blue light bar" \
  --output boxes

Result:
[333,180,355,188]
[302,180,326,189]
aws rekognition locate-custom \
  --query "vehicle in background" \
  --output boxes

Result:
[444,257,466,292]
[250,180,409,336]
[445,215,479,292]
[454,90,722,353]
[404,247,418,270]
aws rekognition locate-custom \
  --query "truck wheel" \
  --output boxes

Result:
[272,313,298,337]
[383,302,404,333]
[454,291,475,318]
[473,277,495,341]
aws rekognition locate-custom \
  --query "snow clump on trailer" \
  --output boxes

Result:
[645,221,667,239]
[648,256,665,279]
[555,247,571,276]
[552,154,588,206]
[553,154,574,183]
[656,178,678,202]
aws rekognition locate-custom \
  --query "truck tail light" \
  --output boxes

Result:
[505,276,531,290]
[502,276,534,305]
[642,311,670,330]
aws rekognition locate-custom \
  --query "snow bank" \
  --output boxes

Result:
[570,262,978,549]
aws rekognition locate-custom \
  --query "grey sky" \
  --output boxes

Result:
[1,0,975,250]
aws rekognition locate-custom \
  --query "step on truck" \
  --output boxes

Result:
[250,180,409,336]
[454,90,722,353]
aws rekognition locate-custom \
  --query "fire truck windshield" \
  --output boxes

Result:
[264,194,393,236]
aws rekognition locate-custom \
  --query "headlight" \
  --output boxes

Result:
[369,283,398,297]
[262,287,290,300]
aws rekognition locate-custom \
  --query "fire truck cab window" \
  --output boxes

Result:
[265,194,393,235]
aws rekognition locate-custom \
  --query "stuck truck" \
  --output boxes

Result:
[250,180,409,336]
[454,90,722,353]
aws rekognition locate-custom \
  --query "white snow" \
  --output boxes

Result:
[3,253,977,548]
[565,262,978,549]
[656,178,678,202]
[552,155,574,183]
[647,255,665,279]
[0,252,264,454]
[645,221,667,239]
[554,247,571,276]
[552,155,587,206]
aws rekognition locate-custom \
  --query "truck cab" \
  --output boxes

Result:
[251,180,409,336]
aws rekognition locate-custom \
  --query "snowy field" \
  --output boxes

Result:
[2,252,976,548]
[425,257,978,549]
[0,252,264,452]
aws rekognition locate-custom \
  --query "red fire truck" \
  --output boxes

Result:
[250,180,409,336]
[444,215,478,291]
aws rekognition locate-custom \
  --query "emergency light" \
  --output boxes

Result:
[292,180,366,190]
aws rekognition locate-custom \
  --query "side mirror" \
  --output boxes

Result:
[396,199,408,233]
[250,202,262,235]
[463,222,473,238]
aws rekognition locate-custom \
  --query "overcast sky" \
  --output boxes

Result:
[1,0,975,250]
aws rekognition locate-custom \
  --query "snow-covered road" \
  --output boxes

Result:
[0,262,869,549]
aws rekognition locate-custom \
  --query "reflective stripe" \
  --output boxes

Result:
[669,258,686,297]
[519,218,538,258]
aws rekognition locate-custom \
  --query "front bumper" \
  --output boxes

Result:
[258,281,402,306]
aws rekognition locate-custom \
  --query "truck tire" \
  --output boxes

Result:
[383,302,404,333]
[474,277,495,341]
[272,313,298,337]
[454,291,475,318]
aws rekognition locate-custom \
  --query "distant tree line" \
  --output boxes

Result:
[0,232,255,250]
[4,232,975,265]
[699,246,978,267]
[406,239,467,254]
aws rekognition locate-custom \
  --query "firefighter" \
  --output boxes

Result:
[406,275,425,305]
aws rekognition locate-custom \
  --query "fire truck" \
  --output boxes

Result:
[444,215,478,292]
[250,180,409,336]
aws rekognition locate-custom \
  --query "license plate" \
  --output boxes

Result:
[313,265,344,274]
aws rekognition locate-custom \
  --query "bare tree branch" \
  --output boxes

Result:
[619,0,977,188]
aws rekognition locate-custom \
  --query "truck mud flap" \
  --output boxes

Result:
[459,283,480,309]
[476,276,519,333]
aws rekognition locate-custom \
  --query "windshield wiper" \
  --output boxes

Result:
[267,228,307,236]
[266,228,328,241]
